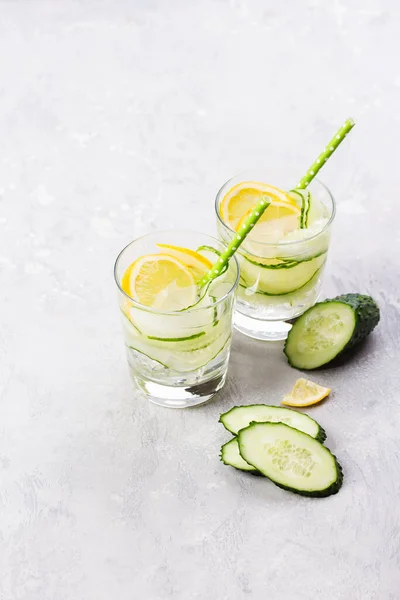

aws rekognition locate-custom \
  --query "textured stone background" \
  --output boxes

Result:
[1,1,399,599]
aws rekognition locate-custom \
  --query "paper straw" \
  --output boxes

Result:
[296,118,355,189]
[199,196,271,286]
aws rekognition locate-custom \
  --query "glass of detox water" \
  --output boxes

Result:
[215,169,336,341]
[114,230,239,408]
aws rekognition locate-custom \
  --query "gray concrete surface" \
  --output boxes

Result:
[1,1,399,599]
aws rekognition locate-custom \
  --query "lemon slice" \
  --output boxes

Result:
[122,254,197,311]
[281,378,331,407]
[220,181,301,233]
[156,244,212,280]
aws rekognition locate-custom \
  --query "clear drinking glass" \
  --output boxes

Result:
[216,169,336,341]
[114,230,239,408]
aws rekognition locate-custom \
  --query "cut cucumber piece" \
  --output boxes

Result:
[237,267,323,309]
[196,245,221,258]
[239,253,326,295]
[220,438,258,472]
[128,332,231,372]
[289,189,310,229]
[238,422,343,497]
[219,404,326,442]
[146,332,205,343]
[210,294,219,327]
[284,293,380,370]
[239,264,324,298]
[127,300,215,339]
[242,256,301,270]
[197,245,229,277]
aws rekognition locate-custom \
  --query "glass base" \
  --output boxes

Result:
[234,311,292,341]
[133,372,227,408]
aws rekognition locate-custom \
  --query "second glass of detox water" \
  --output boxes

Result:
[114,230,239,408]
[216,169,336,341]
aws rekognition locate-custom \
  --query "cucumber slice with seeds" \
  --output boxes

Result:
[219,404,326,442]
[284,293,380,369]
[238,422,343,497]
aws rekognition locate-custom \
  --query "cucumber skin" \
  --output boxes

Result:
[219,439,261,474]
[219,404,327,444]
[238,422,343,498]
[330,294,380,351]
[284,293,380,369]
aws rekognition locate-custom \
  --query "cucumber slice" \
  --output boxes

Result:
[242,256,301,269]
[146,332,206,343]
[289,189,310,229]
[237,266,323,309]
[127,300,215,339]
[220,438,258,472]
[239,253,326,295]
[196,245,229,277]
[284,293,380,369]
[210,294,219,326]
[122,308,211,351]
[127,345,169,369]
[219,404,326,441]
[238,422,343,497]
[128,332,231,372]
[120,307,142,335]
[196,245,221,258]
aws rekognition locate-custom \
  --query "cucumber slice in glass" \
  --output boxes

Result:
[128,332,231,372]
[239,253,326,295]
[289,189,310,229]
[238,266,323,308]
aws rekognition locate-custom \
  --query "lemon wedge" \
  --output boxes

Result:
[220,181,301,234]
[122,254,197,311]
[281,378,331,408]
[156,244,212,281]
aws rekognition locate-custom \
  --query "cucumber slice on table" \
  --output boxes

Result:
[238,422,343,497]
[220,437,258,473]
[284,293,380,370]
[219,404,326,441]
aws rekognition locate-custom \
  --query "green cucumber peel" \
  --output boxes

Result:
[146,331,206,342]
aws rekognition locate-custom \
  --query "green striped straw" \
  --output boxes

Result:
[201,117,355,286]
[199,196,271,286]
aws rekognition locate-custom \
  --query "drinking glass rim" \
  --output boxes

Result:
[114,229,240,315]
[215,173,336,248]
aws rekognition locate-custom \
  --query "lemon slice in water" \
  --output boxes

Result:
[220,181,301,234]
[156,244,212,280]
[122,254,197,311]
